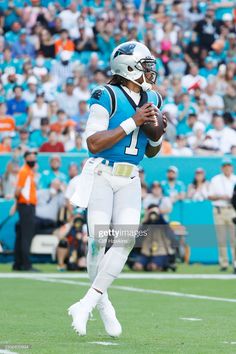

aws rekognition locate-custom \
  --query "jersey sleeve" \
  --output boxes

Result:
[89,86,112,115]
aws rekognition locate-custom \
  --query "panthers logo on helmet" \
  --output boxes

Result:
[113,43,136,59]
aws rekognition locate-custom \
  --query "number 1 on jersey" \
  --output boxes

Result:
[125,127,139,156]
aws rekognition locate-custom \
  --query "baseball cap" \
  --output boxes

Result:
[50,154,61,161]
[61,50,72,61]
[19,127,29,134]
[66,77,74,86]
[195,167,205,174]
[221,157,233,166]
[168,166,178,174]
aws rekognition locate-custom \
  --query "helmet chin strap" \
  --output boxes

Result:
[134,73,152,92]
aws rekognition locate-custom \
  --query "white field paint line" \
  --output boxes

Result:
[223,341,236,345]
[89,342,119,346]
[0,350,19,354]
[29,277,236,304]
[1,273,236,280]
[180,317,202,321]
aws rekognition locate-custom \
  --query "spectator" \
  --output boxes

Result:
[143,181,172,219]
[27,90,50,131]
[0,98,15,135]
[208,158,236,273]
[51,50,74,87]
[72,100,89,133]
[202,82,224,112]
[13,128,31,153]
[69,134,87,153]
[207,115,236,154]
[223,84,236,113]
[39,131,65,153]
[74,25,97,53]
[161,166,186,203]
[6,85,27,116]
[11,29,35,59]
[39,154,67,189]
[74,76,90,102]
[29,117,49,149]
[68,162,79,181]
[22,76,38,105]
[35,179,65,234]
[51,109,76,134]
[172,135,193,156]
[56,77,79,117]
[0,135,12,153]
[13,151,37,271]
[38,28,55,58]
[54,29,75,55]
[1,160,19,199]
[187,168,209,201]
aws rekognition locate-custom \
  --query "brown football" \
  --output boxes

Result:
[141,109,164,141]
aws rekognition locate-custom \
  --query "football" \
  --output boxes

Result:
[141,108,164,141]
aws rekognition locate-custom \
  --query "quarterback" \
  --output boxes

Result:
[68,41,167,337]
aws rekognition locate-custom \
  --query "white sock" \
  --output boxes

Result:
[87,238,106,283]
[92,246,131,293]
[82,288,102,309]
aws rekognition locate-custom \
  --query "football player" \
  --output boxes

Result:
[68,41,167,336]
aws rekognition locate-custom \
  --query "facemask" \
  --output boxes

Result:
[27,161,36,168]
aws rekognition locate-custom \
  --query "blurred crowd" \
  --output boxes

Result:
[0,0,235,158]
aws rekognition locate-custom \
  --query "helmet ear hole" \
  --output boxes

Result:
[128,66,133,72]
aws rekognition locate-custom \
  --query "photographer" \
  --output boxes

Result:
[35,179,65,234]
[56,211,87,271]
[132,204,178,272]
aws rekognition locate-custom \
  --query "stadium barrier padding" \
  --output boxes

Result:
[1,154,236,264]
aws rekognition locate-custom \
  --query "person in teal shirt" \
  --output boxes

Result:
[161,166,186,203]
[69,135,88,153]
[29,118,49,149]
[39,155,67,189]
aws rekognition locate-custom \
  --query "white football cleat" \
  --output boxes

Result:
[68,301,90,336]
[97,297,122,337]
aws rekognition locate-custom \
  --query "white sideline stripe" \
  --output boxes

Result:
[1,273,236,280]
[89,342,119,346]
[180,317,202,321]
[29,277,236,304]
[0,350,19,354]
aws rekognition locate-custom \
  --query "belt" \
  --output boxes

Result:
[214,206,233,209]
[101,159,115,167]
[98,159,137,178]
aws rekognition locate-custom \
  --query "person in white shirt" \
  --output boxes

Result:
[172,135,193,156]
[143,181,172,220]
[208,158,236,272]
[187,168,209,201]
[56,77,79,117]
[181,65,207,91]
[207,115,236,154]
[202,82,224,112]
[59,2,80,33]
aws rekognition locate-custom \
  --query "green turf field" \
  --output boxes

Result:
[1,265,236,354]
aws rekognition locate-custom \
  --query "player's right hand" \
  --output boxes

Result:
[132,103,157,127]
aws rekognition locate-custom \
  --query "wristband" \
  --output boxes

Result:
[120,118,137,135]
[148,136,163,147]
